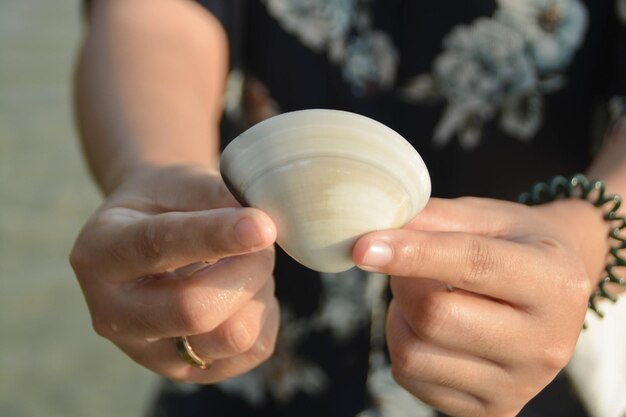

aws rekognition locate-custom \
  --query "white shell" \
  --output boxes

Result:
[220,109,431,273]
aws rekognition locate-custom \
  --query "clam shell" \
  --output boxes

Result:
[220,109,431,273]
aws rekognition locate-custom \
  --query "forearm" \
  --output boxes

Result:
[74,0,228,194]
[542,118,626,295]
[585,118,626,295]
[586,119,626,199]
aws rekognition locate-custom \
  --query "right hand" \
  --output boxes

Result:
[70,164,279,383]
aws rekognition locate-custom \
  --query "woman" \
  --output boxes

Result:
[72,0,626,415]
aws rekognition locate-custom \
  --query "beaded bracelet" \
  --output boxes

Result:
[517,174,626,318]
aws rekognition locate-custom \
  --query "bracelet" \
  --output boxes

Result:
[517,174,626,318]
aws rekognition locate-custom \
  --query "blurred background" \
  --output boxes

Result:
[0,1,156,416]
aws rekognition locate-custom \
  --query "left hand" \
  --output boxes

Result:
[353,196,607,417]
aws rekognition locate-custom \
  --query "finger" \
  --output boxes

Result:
[94,248,274,340]
[353,229,547,304]
[178,298,280,383]
[389,277,536,366]
[386,301,512,414]
[406,197,525,236]
[187,278,277,360]
[122,294,280,384]
[96,207,276,280]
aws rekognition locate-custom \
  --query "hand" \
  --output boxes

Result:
[70,164,279,383]
[353,197,607,417]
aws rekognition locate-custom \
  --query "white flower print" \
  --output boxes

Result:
[217,308,329,406]
[402,0,588,148]
[218,354,328,406]
[496,0,588,72]
[263,0,356,52]
[315,268,373,342]
[217,371,268,407]
[500,93,544,141]
[342,31,398,95]
[432,18,538,147]
[261,0,399,93]
[357,366,435,417]
[215,268,384,406]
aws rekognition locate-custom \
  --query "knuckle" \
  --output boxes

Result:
[69,227,101,275]
[462,237,496,287]
[390,357,411,387]
[538,343,573,372]
[137,221,161,261]
[398,237,426,271]
[91,315,115,339]
[387,319,426,382]
[220,320,256,354]
[137,218,168,266]
[69,244,91,275]
[390,345,421,388]
[173,294,214,335]
[412,293,453,342]
[85,294,121,340]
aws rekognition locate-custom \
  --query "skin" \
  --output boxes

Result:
[72,0,280,383]
[71,0,626,414]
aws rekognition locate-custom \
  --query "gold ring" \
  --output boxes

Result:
[175,336,212,370]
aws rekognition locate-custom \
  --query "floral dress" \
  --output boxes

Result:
[146,1,626,416]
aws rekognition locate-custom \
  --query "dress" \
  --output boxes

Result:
[126,1,626,416]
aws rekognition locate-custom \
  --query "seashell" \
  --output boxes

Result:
[220,109,431,273]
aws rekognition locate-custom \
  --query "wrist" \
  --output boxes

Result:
[535,199,609,289]
[101,157,218,196]
[518,174,626,316]
[101,164,219,213]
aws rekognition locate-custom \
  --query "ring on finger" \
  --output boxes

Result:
[175,336,213,370]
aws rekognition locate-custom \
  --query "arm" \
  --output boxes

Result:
[574,119,626,296]
[71,0,279,383]
[75,0,227,193]
[352,121,626,417]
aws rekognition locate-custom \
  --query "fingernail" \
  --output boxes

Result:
[234,216,266,248]
[361,240,393,268]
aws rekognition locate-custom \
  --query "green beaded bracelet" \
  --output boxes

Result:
[517,174,626,318]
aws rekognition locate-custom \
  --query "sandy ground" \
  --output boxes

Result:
[0,1,157,416]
